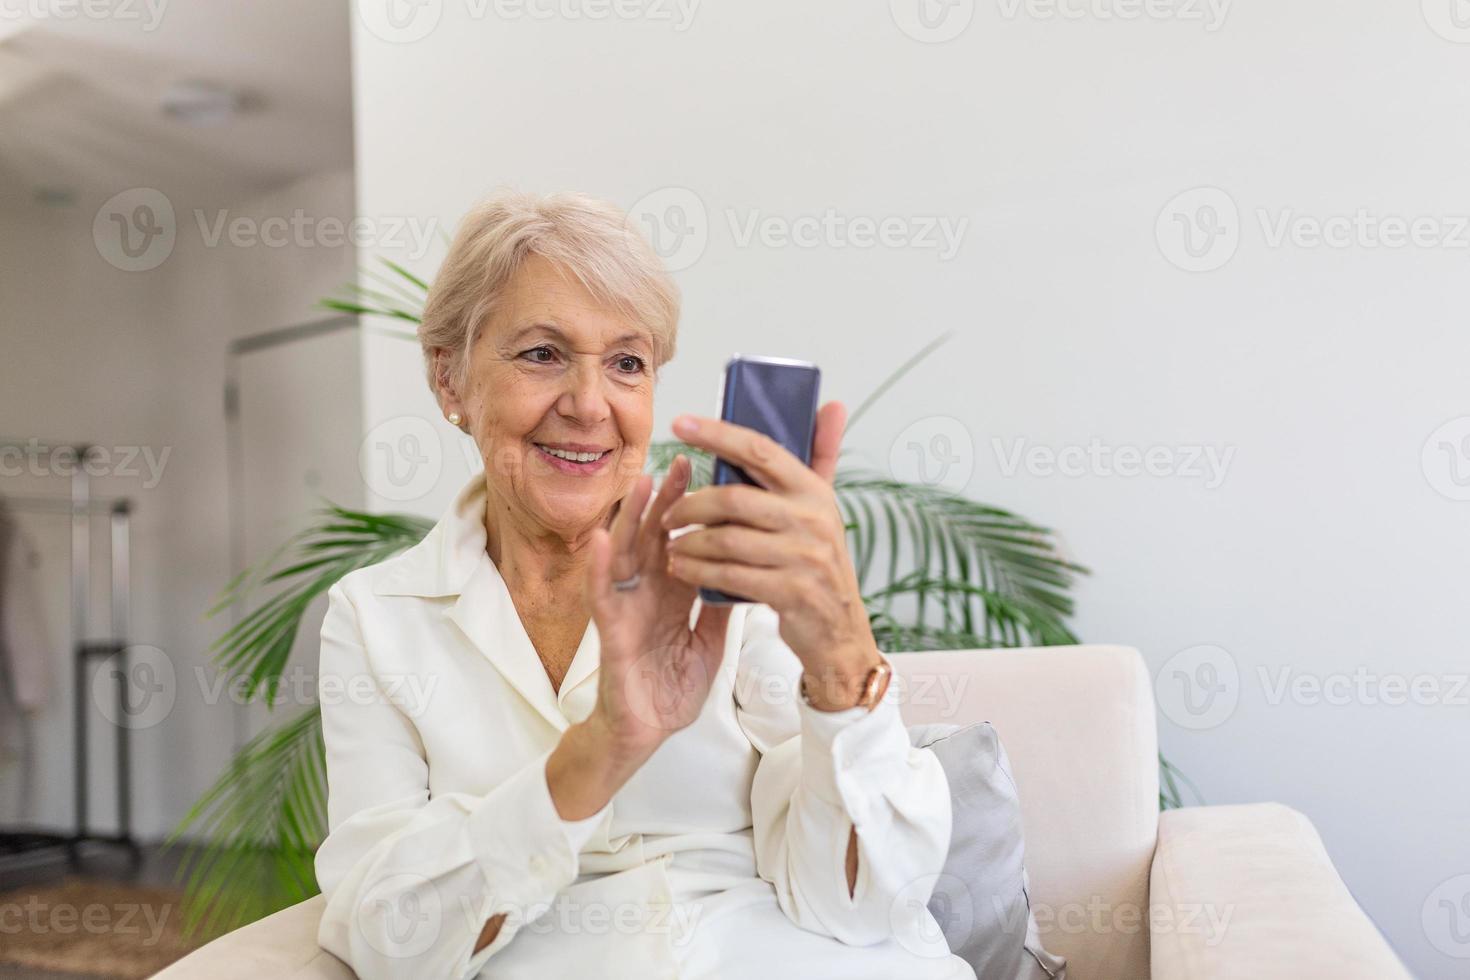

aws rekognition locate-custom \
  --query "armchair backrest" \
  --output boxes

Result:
[893,645,1159,980]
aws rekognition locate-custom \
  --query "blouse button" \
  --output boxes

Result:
[528,854,548,874]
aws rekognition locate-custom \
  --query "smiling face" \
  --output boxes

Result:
[439,254,655,544]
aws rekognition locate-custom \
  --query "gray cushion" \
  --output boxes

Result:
[911,722,1067,980]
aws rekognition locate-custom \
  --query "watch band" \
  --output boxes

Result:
[800,659,893,712]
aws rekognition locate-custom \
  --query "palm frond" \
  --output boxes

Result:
[164,707,326,938]
[835,473,1086,648]
[644,442,713,486]
[319,256,431,327]
[207,506,431,703]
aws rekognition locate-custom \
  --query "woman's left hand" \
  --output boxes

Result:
[662,402,885,710]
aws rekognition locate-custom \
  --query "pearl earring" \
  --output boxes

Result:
[447,412,463,426]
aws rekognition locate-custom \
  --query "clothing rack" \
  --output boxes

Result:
[0,440,141,870]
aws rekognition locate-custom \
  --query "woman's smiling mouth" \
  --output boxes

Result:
[534,442,614,474]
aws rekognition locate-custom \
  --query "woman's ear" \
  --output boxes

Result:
[432,348,465,425]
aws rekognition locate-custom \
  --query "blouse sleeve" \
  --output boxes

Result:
[733,604,953,947]
[312,580,608,980]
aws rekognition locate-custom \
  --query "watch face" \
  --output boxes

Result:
[802,662,892,711]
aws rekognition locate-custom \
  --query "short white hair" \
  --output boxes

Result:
[419,190,680,397]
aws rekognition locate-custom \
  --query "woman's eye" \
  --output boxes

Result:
[615,354,646,374]
[522,346,557,364]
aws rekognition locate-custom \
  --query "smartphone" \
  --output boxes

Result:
[700,354,822,605]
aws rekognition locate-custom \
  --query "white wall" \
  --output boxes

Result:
[350,3,1470,975]
[0,169,360,842]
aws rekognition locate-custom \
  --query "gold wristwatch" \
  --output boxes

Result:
[799,659,893,712]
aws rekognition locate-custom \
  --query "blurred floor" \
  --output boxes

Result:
[0,842,196,980]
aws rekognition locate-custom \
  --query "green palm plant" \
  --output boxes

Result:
[168,260,1186,940]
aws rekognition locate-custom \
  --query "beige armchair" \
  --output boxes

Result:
[155,645,1408,979]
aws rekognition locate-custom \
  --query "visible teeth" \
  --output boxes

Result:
[540,445,607,463]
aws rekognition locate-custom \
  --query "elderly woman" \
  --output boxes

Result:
[312,192,973,979]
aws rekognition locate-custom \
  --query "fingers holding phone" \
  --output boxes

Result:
[663,356,879,678]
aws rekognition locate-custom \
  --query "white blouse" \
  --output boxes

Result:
[313,471,974,979]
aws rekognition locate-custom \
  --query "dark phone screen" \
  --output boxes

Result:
[701,356,821,604]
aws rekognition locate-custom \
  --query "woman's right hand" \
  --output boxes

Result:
[583,454,732,765]
[547,455,730,823]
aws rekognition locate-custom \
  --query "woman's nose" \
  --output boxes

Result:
[555,359,611,425]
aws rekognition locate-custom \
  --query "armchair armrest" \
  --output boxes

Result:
[153,895,349,980]
[1149,803,1408,979]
